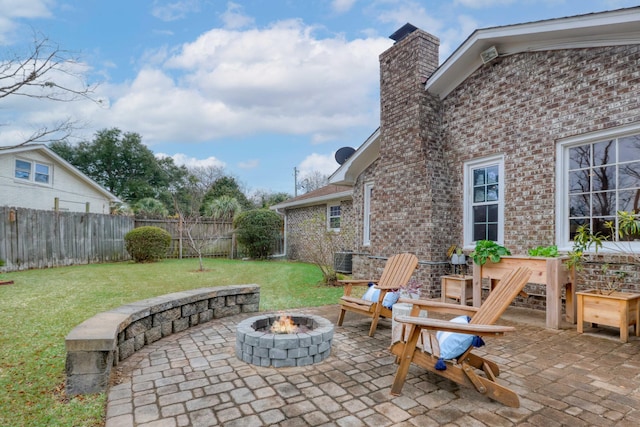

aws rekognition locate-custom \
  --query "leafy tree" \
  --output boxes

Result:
[204,196,242,220]
[132,198,169,217]
[204,176,253,210]
[50,128,189,203]
[234,209,283,259]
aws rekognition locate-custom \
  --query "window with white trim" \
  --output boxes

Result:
[559,129,640,247]
[363,182,373,246]
[15,159,51,185]
[464,156,504,246]
[328,204,341,231]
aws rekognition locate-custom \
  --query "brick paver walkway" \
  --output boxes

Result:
[106,305,640,426]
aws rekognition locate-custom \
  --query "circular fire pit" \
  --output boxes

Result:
[235,313,334,367]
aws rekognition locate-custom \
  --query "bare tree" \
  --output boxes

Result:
[172,186,234,272]
[298,170,329,193]
[1,32,99,147]
[187,164,226,193]
[296,213,354,285]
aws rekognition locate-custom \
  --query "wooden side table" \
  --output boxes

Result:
[441,275,473,305]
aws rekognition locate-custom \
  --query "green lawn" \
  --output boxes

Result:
[0,258,341,427]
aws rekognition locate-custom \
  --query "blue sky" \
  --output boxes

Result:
[1,0,637,196]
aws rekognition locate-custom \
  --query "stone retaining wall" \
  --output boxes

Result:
[65,285,260,396]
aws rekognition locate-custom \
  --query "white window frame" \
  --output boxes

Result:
[14,158,52,186]
[556,122,640,252]
[463,155,505,248]
[327,204,341,232]
[363,182,374,246]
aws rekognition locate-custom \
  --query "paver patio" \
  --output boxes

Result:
[106,304,640,426]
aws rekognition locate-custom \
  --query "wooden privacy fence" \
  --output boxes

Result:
[0,208,285,272]
[135,218,236,259]
[0,206,134,271]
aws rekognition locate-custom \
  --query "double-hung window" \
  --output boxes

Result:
[15,159,51,185]
[328,204,341,231]
[559,126,640,248]
[464,156,504,246]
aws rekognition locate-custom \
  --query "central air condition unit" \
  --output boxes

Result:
[334,251,353,274]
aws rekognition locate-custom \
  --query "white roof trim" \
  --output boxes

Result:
[271,191,352,210]
[329,128,380,185]
[427,7,640,99]
[0,144,121,202]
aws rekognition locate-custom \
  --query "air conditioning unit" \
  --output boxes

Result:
[334,251,353,274]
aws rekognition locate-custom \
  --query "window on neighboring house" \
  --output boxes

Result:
[14,159,51,185]
[464,156,504,246]
[328,204,341,231]
[559,128,640,248]
[363,182,373,246]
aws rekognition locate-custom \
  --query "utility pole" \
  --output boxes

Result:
[294,167,299,197]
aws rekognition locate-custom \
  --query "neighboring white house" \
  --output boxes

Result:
[0,144,119,214]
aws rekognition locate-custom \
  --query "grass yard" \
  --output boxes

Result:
[0,258,341,427]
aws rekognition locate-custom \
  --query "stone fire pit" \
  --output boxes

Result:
[235,313,334,367]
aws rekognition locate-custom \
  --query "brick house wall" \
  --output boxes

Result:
[285,200,354,265]
[348,27,640,300]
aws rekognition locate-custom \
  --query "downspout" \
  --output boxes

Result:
[272,207,287,258]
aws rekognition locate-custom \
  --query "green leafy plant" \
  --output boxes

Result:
[566,223,605,272]
[527,245,559,257]
[233,209,283,259]
[470,240,511,265]
[124,226,172,262]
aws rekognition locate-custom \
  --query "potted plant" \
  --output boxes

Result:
[470,240,511,266]
[572,212,640,342]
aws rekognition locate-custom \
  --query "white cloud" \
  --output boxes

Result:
[220,2,255,29]
[100,20,390,145]
[238,159,259,169]
[157,152,226,169]
[298,152,340,179]
[0,0,53,19]
[331,0,358,14]
[454,0,516,8]
[375,0,444,35]
[151,0,201,22]
[0,0,53,43]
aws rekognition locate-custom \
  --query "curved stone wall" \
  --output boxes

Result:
[65,285,260,396]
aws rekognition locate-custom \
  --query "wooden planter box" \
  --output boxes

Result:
[472,255,574,329]
[577,290,640,342]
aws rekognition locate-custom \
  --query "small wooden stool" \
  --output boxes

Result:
[441,275,473,305]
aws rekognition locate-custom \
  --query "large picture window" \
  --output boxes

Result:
[564,132,640,242]
[464,156,504,246]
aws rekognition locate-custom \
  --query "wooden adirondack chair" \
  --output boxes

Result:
[389,266,532,407]
[337,253,419,337]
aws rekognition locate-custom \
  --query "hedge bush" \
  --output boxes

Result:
[124,226,172,262]
[234,209,282,259]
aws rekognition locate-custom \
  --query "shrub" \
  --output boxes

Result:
[234,209,282,259]
[124,226,172,262]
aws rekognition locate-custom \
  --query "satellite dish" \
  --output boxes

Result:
[335,147,356,165]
